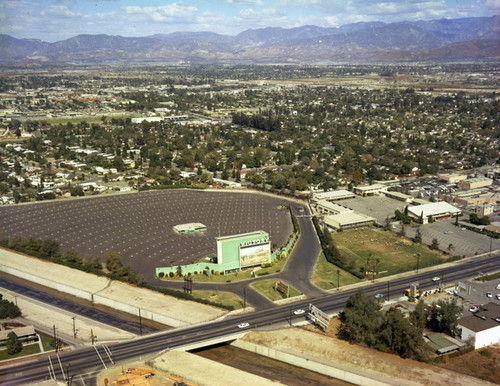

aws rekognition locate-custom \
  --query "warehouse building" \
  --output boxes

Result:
[407,202,461,224]
[458,303,500,349]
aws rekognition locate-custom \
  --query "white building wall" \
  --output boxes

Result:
[475,325,500,349]
[460,324,500,349]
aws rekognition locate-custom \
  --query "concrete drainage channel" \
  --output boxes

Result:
[230,339,389,386]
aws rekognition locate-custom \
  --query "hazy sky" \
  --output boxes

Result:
[1,0,499,42]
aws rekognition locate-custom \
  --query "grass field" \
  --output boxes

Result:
[332,228,449,278]
[250,279,302,301]
[311,252,361,290]
[189,290,244,310]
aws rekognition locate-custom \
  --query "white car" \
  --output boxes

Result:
[496,294,500,300]
[293,309,305,315]
[486,292,492,298]
[432,277,440,282]
[469,306,479,313]
[238,323,250,329]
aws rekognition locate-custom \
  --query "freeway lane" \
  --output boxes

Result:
[1,254,499,385]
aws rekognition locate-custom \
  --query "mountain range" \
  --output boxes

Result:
[1,15,499,64]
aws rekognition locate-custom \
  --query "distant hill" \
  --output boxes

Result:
[1,15,498,64]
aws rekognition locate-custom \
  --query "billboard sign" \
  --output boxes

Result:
[275,281,289,297]
[308,304,330,328]
[240,242,270,267]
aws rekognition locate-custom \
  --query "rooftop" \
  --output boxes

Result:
[458,303,500,332]
[408,201,461,218]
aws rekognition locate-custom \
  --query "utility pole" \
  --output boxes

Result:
[65,363,71,386]
[387,281,390,301]
[139,308,142,336]
[53,325,58,352]
[243,288,246,311]
[91,329,94,345]
[72,317,76,339]
[337,269,340,291]
[289,305,292,326]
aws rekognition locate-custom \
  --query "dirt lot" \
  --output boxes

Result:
[435,345,500,384]
[240,320,498,386]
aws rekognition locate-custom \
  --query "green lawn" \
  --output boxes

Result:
[311,251,362,290]
[332,228,449,278]
[0,342,40,361]
[40,334,56,351]
[250,279,302,301]
[189,290,244,310]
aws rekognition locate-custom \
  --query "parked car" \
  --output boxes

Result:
[469,306,479,312]
[238,323,250,329]
[496,284,500,290]
[496,294,500,300]
[486,292,492,298]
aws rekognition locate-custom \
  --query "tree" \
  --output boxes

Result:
[428,298,462,336]
[6,331,22,355]
[378,307,423,358]
[40,239,60,258]
[430,238,440,250]
[105,251,123,274]
[339,290,381,346]
[447,243,455,254]
[0,294,21,318]
[413,228,422,244]
[384,216,391,231]
[69,185,84,197]
[410,300,429,331]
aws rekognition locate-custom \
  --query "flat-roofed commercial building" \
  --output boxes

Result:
[384,191,413,203]
[458,303,500,349]
[474,203,494,217]
[408,202,461,224]
[438,173,467,184]
[315,200,352,216]
[353,184,387,196]
[440,189,493,207]
[323,212,375,231]
[313,190,355,202]
[458,177,493,191]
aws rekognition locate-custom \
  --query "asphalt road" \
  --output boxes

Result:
[0,277,156,336]
[2,253,499,385]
